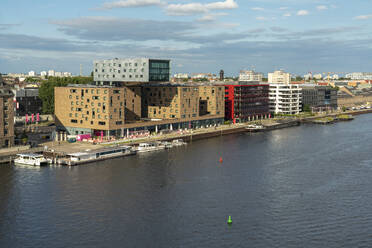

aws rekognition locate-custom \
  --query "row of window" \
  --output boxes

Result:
[97,74,144,79]
[96,62,146,67]
[70,89,122,94]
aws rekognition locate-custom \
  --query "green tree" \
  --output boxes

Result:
[39,76,93,114]
[303,104,311,112]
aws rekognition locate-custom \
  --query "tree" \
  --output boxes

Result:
[39,76,93,114]
[303,104,311,112]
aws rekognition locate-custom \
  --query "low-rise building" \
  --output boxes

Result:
[301,84,338,111]
[225,83,270,122]
[0,75,14,147]
[269,84,302,114]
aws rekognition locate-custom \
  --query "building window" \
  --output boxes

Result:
[71,119,77,123]
[98,121,106,125]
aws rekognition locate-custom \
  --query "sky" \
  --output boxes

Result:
[0,0,372,76]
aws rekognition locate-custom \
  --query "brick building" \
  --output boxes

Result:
[0,75,14,147]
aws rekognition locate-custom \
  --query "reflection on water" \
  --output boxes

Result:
[1,115,372,247]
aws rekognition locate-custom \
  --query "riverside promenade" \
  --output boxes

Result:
[1,108,371,163]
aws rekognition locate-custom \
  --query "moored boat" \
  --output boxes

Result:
[14,153,49,166]
[60,146,136,166]
[136,142,165,153]
[172,139,187,146]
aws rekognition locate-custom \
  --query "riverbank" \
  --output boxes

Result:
[2,108,372,165]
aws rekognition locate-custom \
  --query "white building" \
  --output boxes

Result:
[40,71,47,77]
[313,74,323,80]
[303,73,312,80]
[269,84,302,114]
[268,70,291,84]
[191,73,215,79]
[48,70,55,77]
[28,71,35,77]
[345,72,372,80]
[173,73,188,79]
[239,70,263,82]
[55,72,62,77]
[332,74,339,80]
[93,58,170,83]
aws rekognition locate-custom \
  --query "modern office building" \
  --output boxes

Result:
[224,83,270,123]
[301,84,338,111]
[269,84,302,114]
[93,58,171,83]
[14,88,43,117]
[239,70,263,82]
[0,75,14,147]
[268,70,291,84]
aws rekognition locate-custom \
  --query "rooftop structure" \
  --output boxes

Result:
[93,58,171,83]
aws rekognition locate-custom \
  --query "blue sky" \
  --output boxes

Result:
[0,0,372,76]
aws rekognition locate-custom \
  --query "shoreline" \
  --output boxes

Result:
[2,109,372,165]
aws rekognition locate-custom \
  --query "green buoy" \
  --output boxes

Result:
[227,216,232,225]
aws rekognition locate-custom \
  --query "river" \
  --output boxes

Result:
[1,114,372,247]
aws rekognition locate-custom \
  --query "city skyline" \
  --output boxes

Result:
[0,0,372,76]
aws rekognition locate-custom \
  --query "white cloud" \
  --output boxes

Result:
[166,3,206,15]
[297,10,309,16]
[279,7,288,10]
[251,7,264,11]
[197,12,228,22]
[354,15,372,20]
[166,0,238,16]
[256,16,267,21]
[283,13,291,17]
[316,5,328,11]
[101,0,164,9]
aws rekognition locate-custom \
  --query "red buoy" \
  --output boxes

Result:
[219,157,223,163]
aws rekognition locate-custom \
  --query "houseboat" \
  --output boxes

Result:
[136,142,165,153]
[14,153,49,166]
[60,146,136,166]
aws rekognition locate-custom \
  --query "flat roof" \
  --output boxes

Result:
[17,153,43,157]
[68,146,132,157]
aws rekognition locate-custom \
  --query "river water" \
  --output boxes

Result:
[1,114,372,247]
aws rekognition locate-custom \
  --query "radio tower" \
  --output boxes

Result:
[80,64,83,76]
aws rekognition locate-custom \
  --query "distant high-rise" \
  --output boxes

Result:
[239,70,263,82]
[268,70,291,84]
[219,70,224,81]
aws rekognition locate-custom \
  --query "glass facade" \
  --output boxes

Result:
[149,60,170,81]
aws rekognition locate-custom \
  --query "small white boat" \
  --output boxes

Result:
[136,142,165,153]
[162,141,173,149]
[14,153,49,166]
[172,139,187,146]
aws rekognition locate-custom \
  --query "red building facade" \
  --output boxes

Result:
[225,84,270,123]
